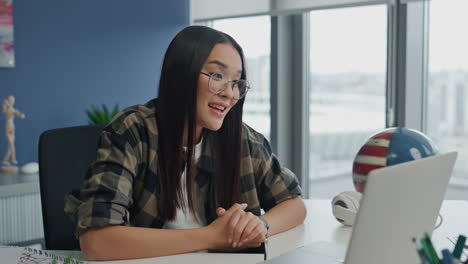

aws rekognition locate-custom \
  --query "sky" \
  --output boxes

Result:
[212,0,468,74]
[429,0,468,71]
[213,16,271,58]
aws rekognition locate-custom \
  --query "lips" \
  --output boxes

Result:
[208,103,226,111]
[208,102,228,116]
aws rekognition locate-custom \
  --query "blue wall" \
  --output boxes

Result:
[0,0,189,164]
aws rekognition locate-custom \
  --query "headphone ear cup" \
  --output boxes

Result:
[343,191,362,210]
[331,191,362,226]
[332,205,356,226]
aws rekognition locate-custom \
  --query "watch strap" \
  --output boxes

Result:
[257,215,270,236]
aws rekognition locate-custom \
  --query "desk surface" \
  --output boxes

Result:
[2,199,468,263]
[269,199,468,260]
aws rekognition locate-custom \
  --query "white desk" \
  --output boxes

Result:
[268,199,468,260]
[2,199,467,263]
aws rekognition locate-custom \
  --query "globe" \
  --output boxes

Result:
[352,127,439,192]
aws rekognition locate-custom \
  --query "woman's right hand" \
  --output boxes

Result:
[217,206,267,249]
[206,203,248,250]
[207,203,267,250]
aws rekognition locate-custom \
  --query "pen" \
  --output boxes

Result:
[421,238,439,264]
[423,232,442,264]
[413,237,431,263]
[442,249,455,264]
[453,235,467,262]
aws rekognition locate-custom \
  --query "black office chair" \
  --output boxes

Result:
[38,125,103,250]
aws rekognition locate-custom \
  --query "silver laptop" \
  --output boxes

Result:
[264,151,458,264]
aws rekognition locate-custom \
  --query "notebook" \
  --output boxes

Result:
[264,151,458,264]
[0,246,264,264]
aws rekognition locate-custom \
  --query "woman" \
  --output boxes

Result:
[65,26,306,261]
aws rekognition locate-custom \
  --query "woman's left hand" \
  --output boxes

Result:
[216,206,267,249]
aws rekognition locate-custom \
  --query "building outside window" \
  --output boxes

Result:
[427,0,468,199]
[307,5,388,198]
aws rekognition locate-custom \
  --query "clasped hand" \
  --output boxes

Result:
[208,203,267,250]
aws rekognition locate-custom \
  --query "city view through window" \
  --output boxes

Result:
[210,9,388,198]
[308,6,387,198]
[207,2,468,199]
[427,0,468,199]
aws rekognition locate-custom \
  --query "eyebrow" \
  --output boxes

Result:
[207,60,242,74]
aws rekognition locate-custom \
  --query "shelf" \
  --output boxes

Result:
[0,173,40,197]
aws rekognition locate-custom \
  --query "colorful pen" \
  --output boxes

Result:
[423,232,442,264]
[453,235,467,262]
[413,237,430,263]
[421,238,438,264]
[442,249,455,264]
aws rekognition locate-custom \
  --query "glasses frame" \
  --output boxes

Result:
[200,72,250,100]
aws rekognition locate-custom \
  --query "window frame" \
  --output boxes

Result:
[192,0,431,198]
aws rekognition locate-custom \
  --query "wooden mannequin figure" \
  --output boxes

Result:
[1,96,25,174]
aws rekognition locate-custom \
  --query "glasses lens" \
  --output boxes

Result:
[211,72,223,81]
[208,73,224,93]
[234,80,249,99]
[208,72,250,99]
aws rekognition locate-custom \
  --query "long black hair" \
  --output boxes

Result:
[156,26,246,221]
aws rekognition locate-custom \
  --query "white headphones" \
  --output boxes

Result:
[331,191,362,227]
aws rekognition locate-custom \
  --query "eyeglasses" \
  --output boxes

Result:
[200,72,250,100]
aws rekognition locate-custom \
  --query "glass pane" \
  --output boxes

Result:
[211,16,271,140]
[427,0,468,199]
[308,6,387,198]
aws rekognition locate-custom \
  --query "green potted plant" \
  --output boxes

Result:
[85,104,120,125]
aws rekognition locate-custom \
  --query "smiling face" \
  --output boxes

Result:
[196,43,242,133]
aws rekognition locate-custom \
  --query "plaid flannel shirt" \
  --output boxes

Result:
[65,99,302,238]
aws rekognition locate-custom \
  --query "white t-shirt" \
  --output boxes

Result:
[162,139,206,230]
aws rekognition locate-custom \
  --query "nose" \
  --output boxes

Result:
[218,82,237,100]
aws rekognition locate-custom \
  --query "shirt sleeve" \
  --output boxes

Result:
[252,132,302,212]
[64,112,144,238]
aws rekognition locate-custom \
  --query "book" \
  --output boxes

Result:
[0,246,84,264]
[0,246,264,264]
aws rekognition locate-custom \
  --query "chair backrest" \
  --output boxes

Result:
[38,125,103,250]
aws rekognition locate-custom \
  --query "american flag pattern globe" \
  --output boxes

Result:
[352,127,438,192]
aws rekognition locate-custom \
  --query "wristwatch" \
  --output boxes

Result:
[257,215,270,237]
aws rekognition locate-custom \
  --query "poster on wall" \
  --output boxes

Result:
[0,0,14,68]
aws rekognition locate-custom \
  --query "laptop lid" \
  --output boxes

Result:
[345,151,457,264]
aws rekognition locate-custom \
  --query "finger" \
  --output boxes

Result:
[245,233,265,246]
[227,210,242,244]
[253,232,267,243]
[233,213,251,248]
[216,207,226,217]
[224,203,248,217]
[239,214,258,243]
[246,223,267,242]
[224,203,241,217]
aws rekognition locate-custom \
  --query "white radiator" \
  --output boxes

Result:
[0,193,44,245]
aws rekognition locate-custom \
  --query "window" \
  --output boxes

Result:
[427,0,468,199]
[209,16,271,139]
[308,6,388,198]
